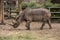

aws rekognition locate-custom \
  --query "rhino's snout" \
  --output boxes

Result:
[12,22,19,28]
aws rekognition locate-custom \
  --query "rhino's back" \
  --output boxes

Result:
[31,8,51,17]
[24,8,51,21]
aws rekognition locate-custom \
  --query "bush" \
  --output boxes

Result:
[21,2,28,10]
[44,2,54,8]
[21,2,45,10]
[21,2,60,10]
[52,4,60,7]
[44,0,60,8]
[28,2,44,8]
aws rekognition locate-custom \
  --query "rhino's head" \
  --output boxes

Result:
[10,11,23,28]
[9,19,20,28]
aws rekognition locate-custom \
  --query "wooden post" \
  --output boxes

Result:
[18,0,23,13]
[0,0,2,23]
[0,0,5,25]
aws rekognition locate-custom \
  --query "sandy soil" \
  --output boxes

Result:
[0,19,60,40]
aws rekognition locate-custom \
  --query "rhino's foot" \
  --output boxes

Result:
[26,28,30,30]
[25,26,30,30]
[49,27,52,29]
[12,24,18,28]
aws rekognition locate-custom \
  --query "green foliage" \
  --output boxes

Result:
[21,2,28,10]
[52,4,60,7]
[0,32,40,40]
[44,2,54,8]
[21,2,45,10]
[21,1,60,10]
[45,3,60,8]
[28,2,45,8]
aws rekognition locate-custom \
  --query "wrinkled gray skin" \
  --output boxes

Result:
[12,7,52,30]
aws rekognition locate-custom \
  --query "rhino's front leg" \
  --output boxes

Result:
[25,21,31,30]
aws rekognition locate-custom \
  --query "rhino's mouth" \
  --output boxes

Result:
[12,22,19,28]
[8,22,19,28]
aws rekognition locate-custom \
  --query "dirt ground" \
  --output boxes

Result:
[0,19,60,40]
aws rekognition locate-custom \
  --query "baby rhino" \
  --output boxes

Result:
[11,7,52,30]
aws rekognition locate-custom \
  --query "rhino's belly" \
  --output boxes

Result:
[32,15,43,21]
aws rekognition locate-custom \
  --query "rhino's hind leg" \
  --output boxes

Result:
[25,21,31,30]
[47,20,52,29]
[40,21,45,30]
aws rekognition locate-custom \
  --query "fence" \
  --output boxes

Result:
[48,7,60,23]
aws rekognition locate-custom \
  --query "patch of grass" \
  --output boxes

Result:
[0,32,39,40]
[0,31,58,40]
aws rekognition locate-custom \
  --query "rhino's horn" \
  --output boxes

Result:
[8,23,14,26]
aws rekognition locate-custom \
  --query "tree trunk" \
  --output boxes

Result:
[0,0,5,24]
[18,0,23,12]
[0,0,2,23]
